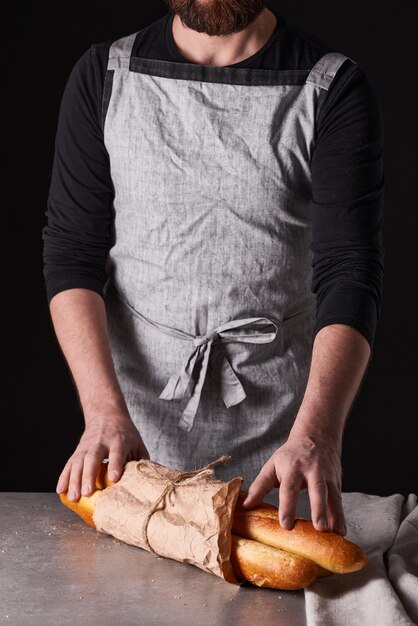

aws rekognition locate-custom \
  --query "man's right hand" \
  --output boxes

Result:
[56,412,149,502]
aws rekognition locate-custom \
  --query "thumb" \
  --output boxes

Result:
[241,465,276,508]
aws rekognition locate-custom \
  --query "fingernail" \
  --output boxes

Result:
[337,524,347,535]
[317,516,328,530]
[109,470,118,481]
[56,484,64,494]
[281,515,293,529]
[81,484,91,496]
[69,489,77,501]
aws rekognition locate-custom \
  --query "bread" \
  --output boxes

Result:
[58,462,112,528]
[230,535,319,590]
[59,463,366,588]
[60,489,102,528]
[233,493,367,574]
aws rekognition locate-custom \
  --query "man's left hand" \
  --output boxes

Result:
[242,431,347,536]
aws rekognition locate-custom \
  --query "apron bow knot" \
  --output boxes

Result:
[158,316,279,432]
[193,330,219,347]
[109,286,281,433]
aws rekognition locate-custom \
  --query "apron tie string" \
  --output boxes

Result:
[110,285,279,432]
[159,317,279,431]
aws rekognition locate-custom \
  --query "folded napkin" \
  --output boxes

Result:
[295,491,418,626]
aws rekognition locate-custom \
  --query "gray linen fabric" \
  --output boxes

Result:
[102,31,350,490]
[301,492,418,626]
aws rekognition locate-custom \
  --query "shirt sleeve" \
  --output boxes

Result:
[310,60,385,349]
[42,42,113,304]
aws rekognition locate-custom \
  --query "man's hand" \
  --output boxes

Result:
[242,430,346,535]
[242,324,371,536]
[56,411,149,502]
[49,289,150,502]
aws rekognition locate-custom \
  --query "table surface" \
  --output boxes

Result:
[0,493,306,626]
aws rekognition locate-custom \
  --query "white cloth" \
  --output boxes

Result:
[296,491,418,626]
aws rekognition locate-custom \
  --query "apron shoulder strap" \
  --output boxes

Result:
[107,32,138,70]
[101,32,138,130]
[305,51,355,90]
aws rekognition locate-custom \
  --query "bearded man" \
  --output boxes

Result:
[43,0,384,535]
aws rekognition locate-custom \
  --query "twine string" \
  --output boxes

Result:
[138,455,231,555]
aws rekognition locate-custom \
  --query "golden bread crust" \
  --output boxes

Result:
[232,504,367,574]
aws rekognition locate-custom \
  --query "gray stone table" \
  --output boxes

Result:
[0,493,306,625]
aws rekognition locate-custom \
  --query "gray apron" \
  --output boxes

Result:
[102,32,352,497]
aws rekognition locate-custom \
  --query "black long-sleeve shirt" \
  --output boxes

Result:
[43,7,385,348]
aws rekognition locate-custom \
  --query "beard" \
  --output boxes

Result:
[164,0,267,37]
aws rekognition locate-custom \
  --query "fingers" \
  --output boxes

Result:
[57,446,108,502]
[56,462,72,495]
[81,447,107,496]
[107,446,126,483]
[66,455,85,502]
[327,482,347,535]
[307,473,329,531]
[56,419,148,501]
[242,459,277,508]
[278,473,304,529]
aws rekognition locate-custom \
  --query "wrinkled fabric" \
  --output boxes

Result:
[102,33,349,491]
[301,492,418,626]
[112,285,281,431]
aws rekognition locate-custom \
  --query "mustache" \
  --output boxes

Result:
[164,0,267,36]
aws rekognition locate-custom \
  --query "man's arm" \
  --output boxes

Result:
[243,61,384,533]
[51,289,149,502]
[43,45,149,501]
[242,324,370,535]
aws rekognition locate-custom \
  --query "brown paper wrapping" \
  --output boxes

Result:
[93,455,243,584]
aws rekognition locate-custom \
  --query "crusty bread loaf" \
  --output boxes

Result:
[230,535,319,590]
[58,462,112,528]
[59,464,366,588]
[233,493,367,574]
[60,489,102,528]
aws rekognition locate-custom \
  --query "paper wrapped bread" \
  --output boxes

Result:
[59,459,366,590]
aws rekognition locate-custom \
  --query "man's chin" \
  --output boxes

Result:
[165,0,266,38]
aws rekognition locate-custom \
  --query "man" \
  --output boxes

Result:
[43,0,384,536]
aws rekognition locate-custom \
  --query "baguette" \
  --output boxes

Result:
[59,462,111,528]
[233,493,367,574]
[59,463,365,588]
[230,535,319,590]
[60,478,321,589]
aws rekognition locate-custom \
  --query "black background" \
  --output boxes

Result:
[3,1,417,494]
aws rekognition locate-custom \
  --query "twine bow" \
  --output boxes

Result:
[138,455,231,555]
